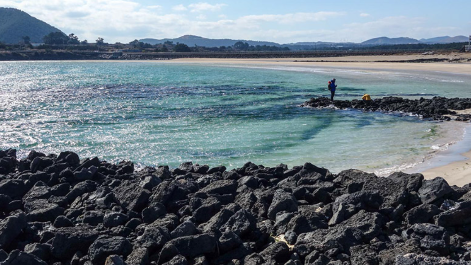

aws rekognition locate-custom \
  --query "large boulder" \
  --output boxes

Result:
[402,223,450,255]
[259,241,290,264]
[135,224,170,253]
[51,226,100,260]
[23,243,51,261]
[0,213,27,249]
[0,250,47,265]
[171,221,198,239]
[395,253,467,265]
[88,236,133,265]
[435,201,471,227]
[65,180,97,203]
[103,212,129,228]
[418,177,453,204]
[267,189,298,220]
[125,247,149,265]
[0,179,28,199]
[24,199,64,222]
[159,234,217,262]
[219,209,257,238]
[329,191,382,225]
[403,204,441,225]
[197,180,238,195]
[333,169,377,194]
[113,180,150,212]
[57,151,81,167]
[199,204,241,233]
[192,197,222,223]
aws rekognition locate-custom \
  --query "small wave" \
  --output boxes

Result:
[374,161,422,177]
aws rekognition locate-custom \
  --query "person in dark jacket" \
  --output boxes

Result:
[328,78,337,101]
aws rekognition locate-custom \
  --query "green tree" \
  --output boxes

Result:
[233,41,249,50]
[129,39,140,47]
[43,32,69,45]
[68,33,80,44]
[96,37,104,45]
[22,36,31,45]
[174,43,191,52]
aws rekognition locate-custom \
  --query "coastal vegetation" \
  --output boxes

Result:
[0,35,468,61]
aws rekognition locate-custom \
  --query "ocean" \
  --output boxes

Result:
[1,61,470,175]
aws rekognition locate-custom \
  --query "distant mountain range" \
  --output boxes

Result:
[0,7,468,47]
[141,35,469,49]
[361,37,421,45]
[0,7,62,44]
[361,36,469,45]
[140,35,280,47]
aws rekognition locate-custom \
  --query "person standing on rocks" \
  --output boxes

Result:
[328,78,337,101]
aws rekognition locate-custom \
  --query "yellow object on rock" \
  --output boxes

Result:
[362,94,372,101]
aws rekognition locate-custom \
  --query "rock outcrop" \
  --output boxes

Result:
[301,96,471,121]
[1,149,471,264]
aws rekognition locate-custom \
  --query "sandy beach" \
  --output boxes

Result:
[170,53,471,186]
[421,150,471,187]
[170,52,471,75]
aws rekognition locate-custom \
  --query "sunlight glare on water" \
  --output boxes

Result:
[1,61,470,173]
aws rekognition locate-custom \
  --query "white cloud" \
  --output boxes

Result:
[360,13,370,17]
[188,2,226,13]
[3,0,183,42]
[148,5,162,10]
[239,12,344,25]
[196,14,207,20]
[172,4,187,12]
[1,1,464,44]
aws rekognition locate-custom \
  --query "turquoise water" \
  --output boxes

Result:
[1,61,470,173]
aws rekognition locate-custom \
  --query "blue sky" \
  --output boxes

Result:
[2,0,470,44]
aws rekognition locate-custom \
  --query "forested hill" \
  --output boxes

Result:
[0,7,62,44]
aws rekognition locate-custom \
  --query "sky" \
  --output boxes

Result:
[1,0,470,44]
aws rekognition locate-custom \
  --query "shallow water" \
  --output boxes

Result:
[1,61,470,173]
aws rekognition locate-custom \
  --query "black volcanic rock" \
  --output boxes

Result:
[50,226,100,260]
[0,250,47,265]
[302,96,471,121]
[88,236,132,265]
[1,149,471,264]
[267,189,298,220]
[0,213,27,249]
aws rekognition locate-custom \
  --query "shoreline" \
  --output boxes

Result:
[167,53,471,75]
[166,56,471,186]
[411,123,471,187]
[3,55,471,186]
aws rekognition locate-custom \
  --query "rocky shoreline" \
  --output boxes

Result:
[1,149,471,264]
[301,96,471,122]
